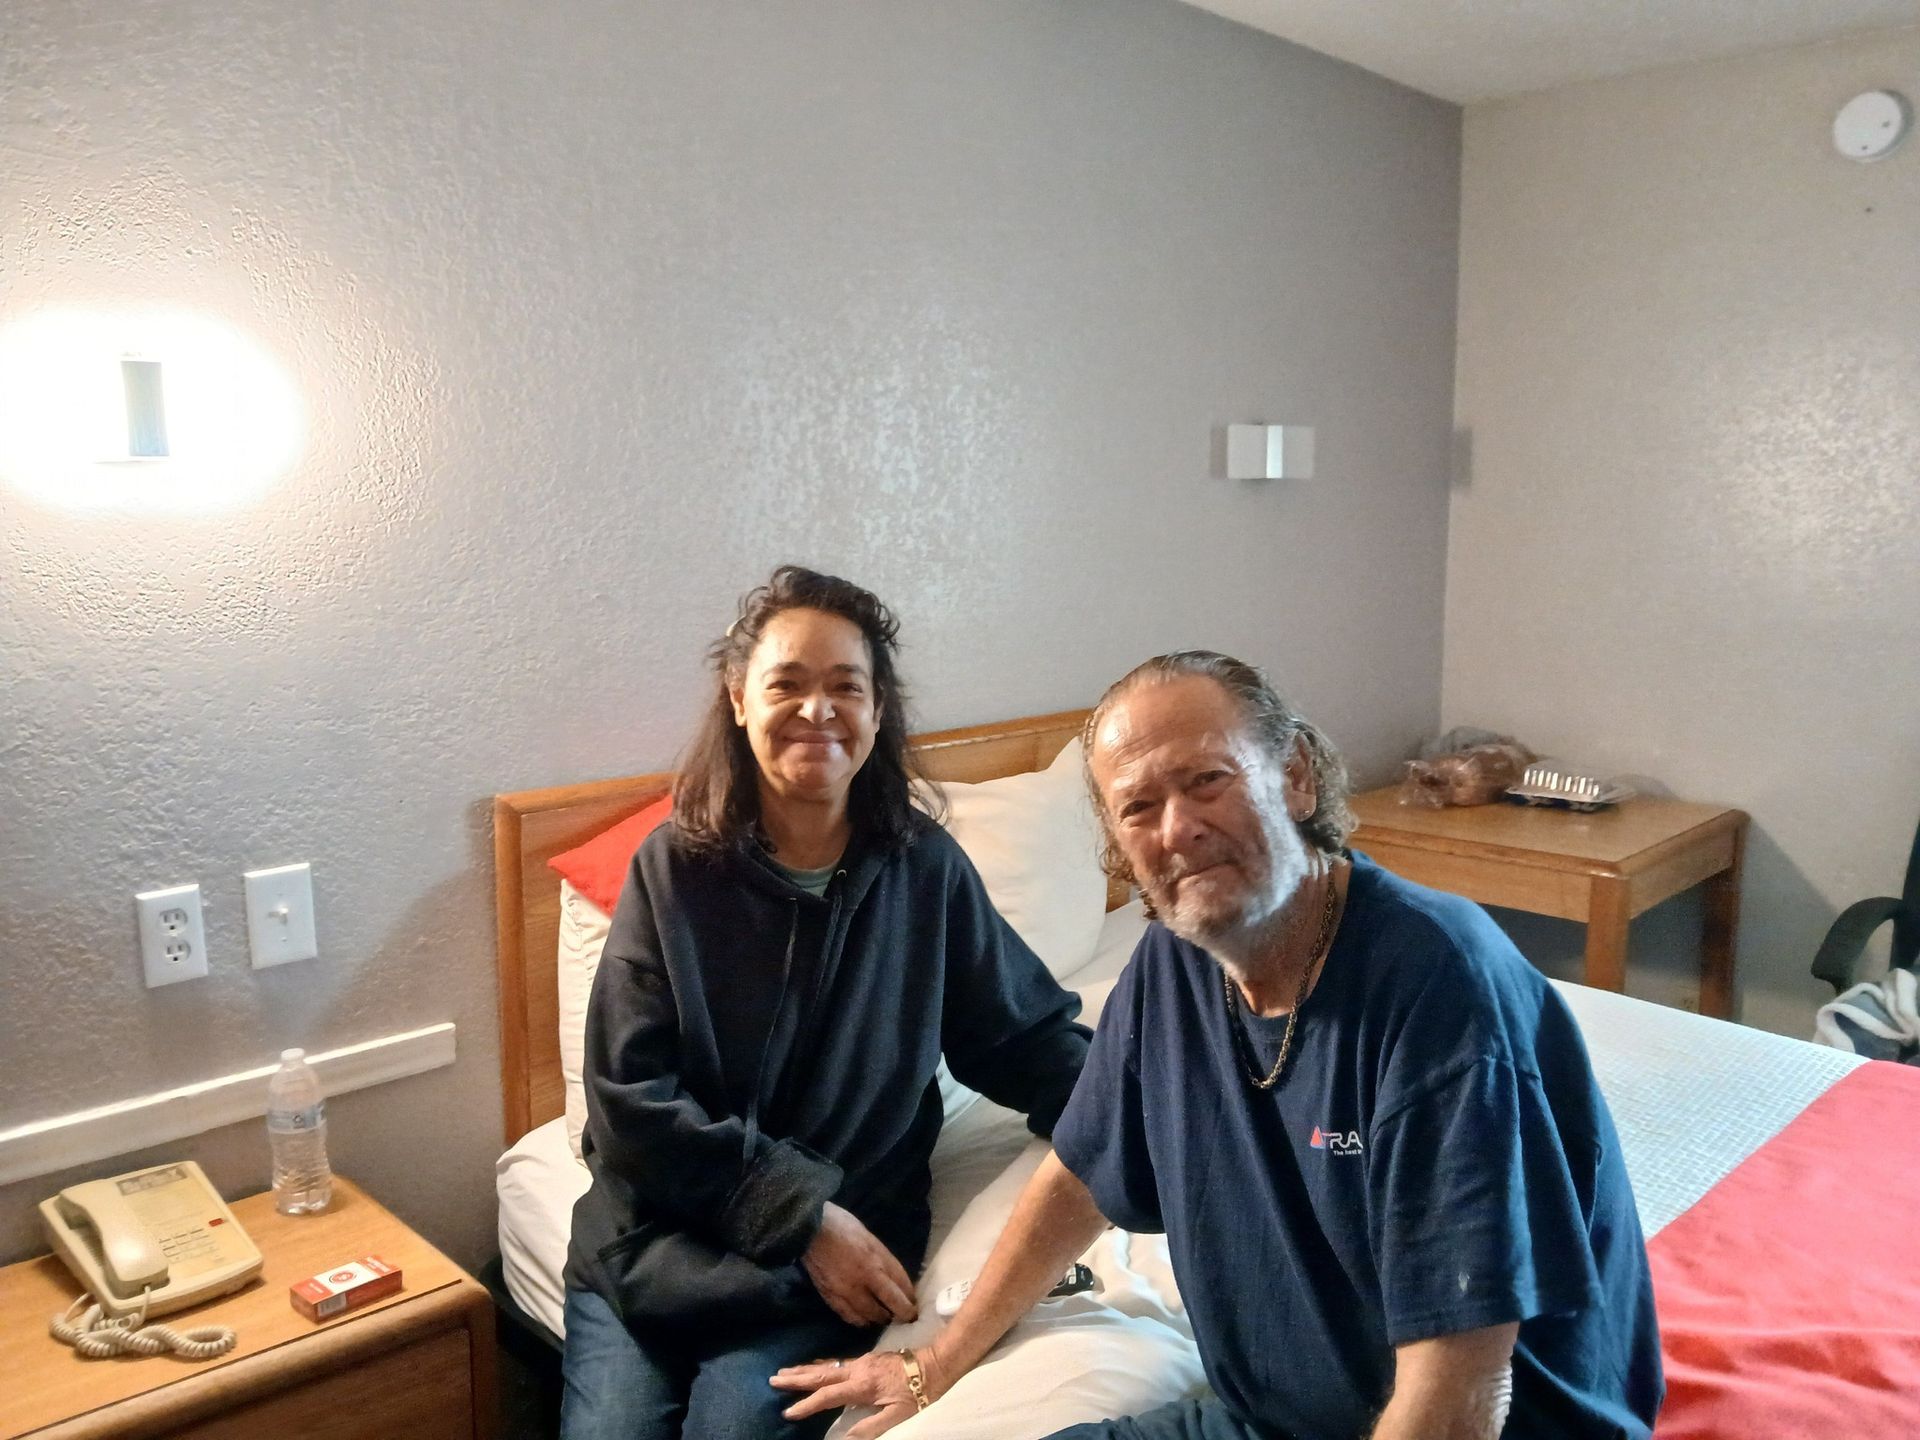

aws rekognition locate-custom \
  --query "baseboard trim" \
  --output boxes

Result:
[0,1022,457,1187]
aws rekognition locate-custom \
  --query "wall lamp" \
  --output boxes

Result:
[1227,423,1315,481]
[0,310,302,512]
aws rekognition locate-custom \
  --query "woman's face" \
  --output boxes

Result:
[729,607,881,808]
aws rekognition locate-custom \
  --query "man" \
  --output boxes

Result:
[775,652,1663,1439]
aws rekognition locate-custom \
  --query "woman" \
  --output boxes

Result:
[560,565,1091,1440]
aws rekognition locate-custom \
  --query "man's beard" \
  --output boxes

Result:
[1148,823,1314,954]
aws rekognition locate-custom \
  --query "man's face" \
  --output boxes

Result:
[1089,675,1318,948]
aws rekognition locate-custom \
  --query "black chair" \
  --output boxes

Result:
[1812,814,1920,993]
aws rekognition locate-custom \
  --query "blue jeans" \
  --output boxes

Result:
[1047,1398,1276,1440]
[560,1284,876,1440]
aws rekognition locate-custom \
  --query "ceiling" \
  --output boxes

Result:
[1177,0,1920,103]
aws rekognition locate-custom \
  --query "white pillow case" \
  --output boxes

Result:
[1070,897,1148,1032]
[927,737,1111,1121]
[557,878,614,1162]
[933,736,1110,984]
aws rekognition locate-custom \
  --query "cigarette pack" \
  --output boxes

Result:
[290,1254,403,1321]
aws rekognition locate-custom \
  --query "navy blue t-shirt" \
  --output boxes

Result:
[1052,853,1662,1439]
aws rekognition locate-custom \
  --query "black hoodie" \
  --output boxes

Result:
[564,815,1091,1339]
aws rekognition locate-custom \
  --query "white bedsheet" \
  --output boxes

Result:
[1548,979,1861,1236]
[496,1110,590,1339]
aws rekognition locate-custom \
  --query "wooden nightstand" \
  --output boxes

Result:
[0,1177,496,1439]
[1350,788,1748,1018]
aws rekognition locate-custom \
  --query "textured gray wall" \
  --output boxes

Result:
[1447,29,1920,1037]
[0,0,1459,1265]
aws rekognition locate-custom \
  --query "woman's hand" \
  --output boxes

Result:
[802,1202,919,1327]
[771,1349,931,1438]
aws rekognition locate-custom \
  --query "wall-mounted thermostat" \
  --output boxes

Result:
[1833,90,1910,162]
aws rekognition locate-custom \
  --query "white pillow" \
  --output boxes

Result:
[557,878,613,1163]
[935,736,1110,983]
[1071,897,1149,1032]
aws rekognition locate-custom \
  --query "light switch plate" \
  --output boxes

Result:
[136,883,209,987]
[244,863,318,968]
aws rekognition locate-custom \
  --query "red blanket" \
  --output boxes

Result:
[1649,1061,1920,1439]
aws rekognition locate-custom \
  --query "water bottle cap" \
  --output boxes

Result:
[281,1048,304,1063]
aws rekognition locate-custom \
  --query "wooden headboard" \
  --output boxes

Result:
[491,707,1118,1146]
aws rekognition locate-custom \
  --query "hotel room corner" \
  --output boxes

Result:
[1443,26,1920,1038]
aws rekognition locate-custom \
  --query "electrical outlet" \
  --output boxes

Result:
[136,883,208,987]
[243,862,318,968]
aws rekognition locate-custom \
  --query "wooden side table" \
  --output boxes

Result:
[0,1176,496,1440]
[1349,788,1748,1018]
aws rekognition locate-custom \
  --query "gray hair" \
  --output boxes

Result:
[1081,650,1355,892]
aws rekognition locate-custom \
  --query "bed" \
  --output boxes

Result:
[491,710,1920,1439]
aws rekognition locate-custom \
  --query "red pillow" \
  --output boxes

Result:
[547,795,673,914]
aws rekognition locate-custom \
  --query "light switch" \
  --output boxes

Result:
[244,863,318,968]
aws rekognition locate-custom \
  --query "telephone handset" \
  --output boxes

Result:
[40,1160,263,1322]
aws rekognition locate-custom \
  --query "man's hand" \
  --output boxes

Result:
[777,1154,1107,1433]
[771,1349,937,1439]
[802,1202,918,1327]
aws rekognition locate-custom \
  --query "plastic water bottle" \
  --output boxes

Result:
[267,1048,333,1215]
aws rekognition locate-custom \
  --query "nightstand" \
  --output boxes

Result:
[0,1176,496,1439]
[1350,788,1747,1017]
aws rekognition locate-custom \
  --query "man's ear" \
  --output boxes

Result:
[1284,735,1319,821]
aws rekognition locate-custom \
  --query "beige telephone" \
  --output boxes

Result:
[40,1160,263,1321]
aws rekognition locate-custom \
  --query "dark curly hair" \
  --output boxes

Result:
[672,565,935,855]
[1082,651,1354,895]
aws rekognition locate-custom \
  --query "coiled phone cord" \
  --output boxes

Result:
[50,1289,237,1361]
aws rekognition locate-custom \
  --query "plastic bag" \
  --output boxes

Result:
[1399,734,1536,808]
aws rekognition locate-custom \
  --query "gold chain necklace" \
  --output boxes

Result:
[1223,862,1341,1090]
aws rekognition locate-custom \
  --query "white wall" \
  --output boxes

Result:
[1447,28,1920,1035]
[0,0,1460,1264]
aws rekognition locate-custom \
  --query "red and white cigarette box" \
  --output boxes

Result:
[290,1255,403,1321]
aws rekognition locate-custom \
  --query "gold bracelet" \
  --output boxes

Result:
[896,1348,931,1411]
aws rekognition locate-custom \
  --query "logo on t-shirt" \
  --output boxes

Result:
[1310,1125,1364,1156]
